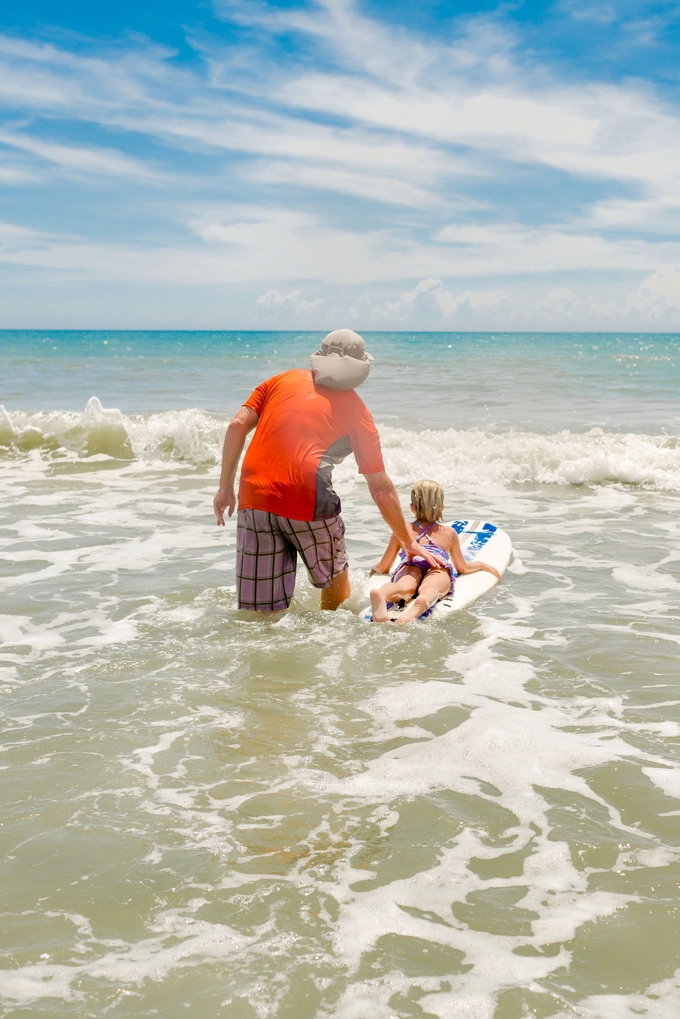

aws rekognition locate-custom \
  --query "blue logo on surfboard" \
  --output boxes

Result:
[451,520,497,570]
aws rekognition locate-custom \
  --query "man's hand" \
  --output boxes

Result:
[213,485,236,525]
[402,541,446,570]
[365,471,447,571]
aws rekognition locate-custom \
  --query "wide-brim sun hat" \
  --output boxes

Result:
[310,329,374,391]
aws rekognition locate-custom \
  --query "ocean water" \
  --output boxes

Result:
[1,330,680,1019]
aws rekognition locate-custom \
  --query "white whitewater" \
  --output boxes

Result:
[2,331,680,1018]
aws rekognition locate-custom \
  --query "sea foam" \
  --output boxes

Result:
[5,397,678,492]
[0,398,224,463]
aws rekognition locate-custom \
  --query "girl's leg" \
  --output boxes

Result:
[370,568,420,623]
[394,570,452,625]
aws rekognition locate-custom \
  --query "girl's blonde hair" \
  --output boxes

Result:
[410,479,445,524]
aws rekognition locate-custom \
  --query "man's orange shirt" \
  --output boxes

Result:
[239,369,385,521]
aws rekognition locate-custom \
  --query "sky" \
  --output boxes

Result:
[1,0,680,329]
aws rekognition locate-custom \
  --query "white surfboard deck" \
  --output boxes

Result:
[359,519,512,622]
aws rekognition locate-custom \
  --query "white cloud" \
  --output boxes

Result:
[282,74,598,150]
[128,110,454,180]
[249,160,436,208]
[627,267,680,316]
[1,8,678,215]
[562,1,616,24]
[0,130,163,181]
[460,288,507,310]
[540,286,579,314]
[0,163,36,184]
[377,277,506,322]
[1,209,679,293]
[0,30,464,212]
[1,5,679,232]
[585,196,680,231]
[213,0,435,89]
[214,0,680,208]
[256,288,323,312]
[432,221,680,276]
[2,4,680,325]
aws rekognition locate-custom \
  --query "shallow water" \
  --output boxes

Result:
[2,332,680,1018]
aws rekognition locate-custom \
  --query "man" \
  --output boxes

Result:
[213,329,441,613]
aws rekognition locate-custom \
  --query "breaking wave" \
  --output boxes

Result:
[0,397,225,463]
[1,397,680,491]
[378,423,680,492]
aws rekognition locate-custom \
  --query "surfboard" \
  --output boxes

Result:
[359,519,512,622]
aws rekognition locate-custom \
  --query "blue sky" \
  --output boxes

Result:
[1,0,680,329]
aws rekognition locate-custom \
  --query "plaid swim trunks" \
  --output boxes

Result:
[236,509,348,612]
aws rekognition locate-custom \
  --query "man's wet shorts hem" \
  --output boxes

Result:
[236,509,348,612]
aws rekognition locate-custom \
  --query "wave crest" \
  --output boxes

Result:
[0,398,225,463]
[379,425,680,491]
[1,399,679,490]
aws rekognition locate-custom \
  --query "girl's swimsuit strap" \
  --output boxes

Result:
[415,521,437,539]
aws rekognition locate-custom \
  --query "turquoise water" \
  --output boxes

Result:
[2,331,680,1018]
[3,330,680,430]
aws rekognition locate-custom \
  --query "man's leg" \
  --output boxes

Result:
[280,514,349,611]
[321,569,350,610]
[236,509,297,613]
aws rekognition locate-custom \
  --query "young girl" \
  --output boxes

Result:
[369,480,501,625]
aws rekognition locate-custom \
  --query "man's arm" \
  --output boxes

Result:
[364,471,445,569]
[213,406,259,525]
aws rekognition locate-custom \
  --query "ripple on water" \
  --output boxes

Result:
[2,430,680,1016]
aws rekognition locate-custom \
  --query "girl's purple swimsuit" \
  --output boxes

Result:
[390,521,456,596]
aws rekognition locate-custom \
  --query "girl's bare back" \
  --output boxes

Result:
[406,520,457,555]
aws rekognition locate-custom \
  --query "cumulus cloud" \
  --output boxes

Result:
[539,287,579,315]
[368,278,506,322]
[256,288,323,312]
[626,267,680,317]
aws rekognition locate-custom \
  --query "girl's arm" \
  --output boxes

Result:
[449,532,501,581]
[370,533,401,576]
[364,472,445,570]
